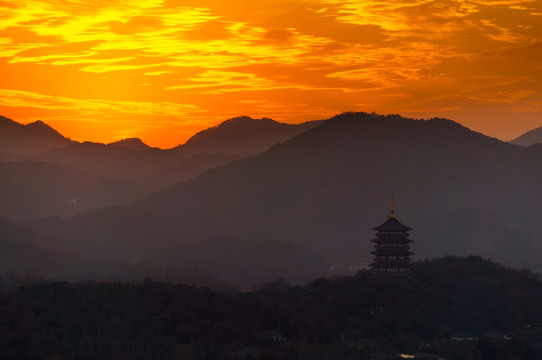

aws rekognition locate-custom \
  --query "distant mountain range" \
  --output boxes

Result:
[0,160,137,220]
[108,137,155,151]
[0,115,73,155]
[510,125,542,146]
[174,116,321,156]
[3,112,542,286]
[0,115,317,220]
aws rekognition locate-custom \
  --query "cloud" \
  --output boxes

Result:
[468,90,536,103]
[0,0,541,144]
[166,70,292,93]
[0,88,203,116]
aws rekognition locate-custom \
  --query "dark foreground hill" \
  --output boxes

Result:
[30,112,542,285]
[2,257,542,360]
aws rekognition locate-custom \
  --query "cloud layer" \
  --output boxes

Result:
[1,0,541,146]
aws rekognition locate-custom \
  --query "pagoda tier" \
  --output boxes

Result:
[369,196,414,276]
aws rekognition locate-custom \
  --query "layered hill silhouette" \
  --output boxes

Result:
[0,215,230,287]
[0,116,73,155]
[26,112,542,285]
[108,137,155,151]
[174,116,321,156]
[0,116,317,220]
[511,125,542,146]
[0,161,138,221]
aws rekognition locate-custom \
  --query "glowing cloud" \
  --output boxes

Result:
[0,0,541,146]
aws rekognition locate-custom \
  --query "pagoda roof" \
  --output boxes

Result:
[373,217,412,232]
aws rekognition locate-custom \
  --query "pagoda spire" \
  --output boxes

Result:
[389,191,396,218]
[370,194,413,276]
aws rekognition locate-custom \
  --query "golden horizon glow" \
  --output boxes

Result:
[1,0,541,148]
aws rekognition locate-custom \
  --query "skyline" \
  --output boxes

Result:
[1,0,541,148]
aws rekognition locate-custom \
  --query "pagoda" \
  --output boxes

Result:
[370,194,413,275]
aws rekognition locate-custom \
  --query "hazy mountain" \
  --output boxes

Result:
[416,206,529,265]
[0,116,323,221]
[0,215,82,278]
[108,137,154,151]
[41,141,245,194]
[510,125,542,146]
[0,115,320,190]
[0,116,73,155]
[28,112,542,285]
[175,116,322,156]
[0,160,138,221]
[0,214,36,244]
[0,216,229,287]
[34,116,320,195]
[43,141,179,182]
[175,237,326,287]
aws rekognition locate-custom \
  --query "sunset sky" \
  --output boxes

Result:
[1,0,541,148]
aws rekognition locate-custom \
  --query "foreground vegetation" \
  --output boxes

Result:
[2,256,542,360]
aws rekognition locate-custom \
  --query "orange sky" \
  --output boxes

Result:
[1,0,541,148]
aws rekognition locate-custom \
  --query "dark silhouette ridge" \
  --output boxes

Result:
[2,256,542,359]
[26,112,542,286]
[175,116,322,156]
[0,116,73,155]
[510,124,542,146]
[0,115,323,219]
[107,137,154,151]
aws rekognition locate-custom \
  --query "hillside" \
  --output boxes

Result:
[511,125,542,146]
[0,116,318,218]
[0,161,138,221]
[175,116,321,156]
[174,237,326,287]
[2,257,542,360]
[41,141,246,194]
[28,113,542,284]
[0,116,73,155]
[107,137,154,151]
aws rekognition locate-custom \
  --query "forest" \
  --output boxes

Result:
[2,256,542,360]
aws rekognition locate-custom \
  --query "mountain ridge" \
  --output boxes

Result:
[28,112,542,285]
[175,116,322,156]
[107,137,154,151]
[0,116,73,155]
[510,124,542,146]
[0,115,321,219]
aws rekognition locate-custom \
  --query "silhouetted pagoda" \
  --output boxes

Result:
[370,195,413,275]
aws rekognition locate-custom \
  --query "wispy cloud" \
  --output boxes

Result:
[0,88,202,116]
[0,0,541,145]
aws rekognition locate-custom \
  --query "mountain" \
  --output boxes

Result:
[174,237,326,287]
[175,116,322,156]
[108,137,154,151]
[40,141,245,195]
[0,115,322,221]
[28,112,542,285]
[0,160,139,221]
[0,216,229,287]
[510,125,542,146]
[0,116,73,155]
[35,117,320,195]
